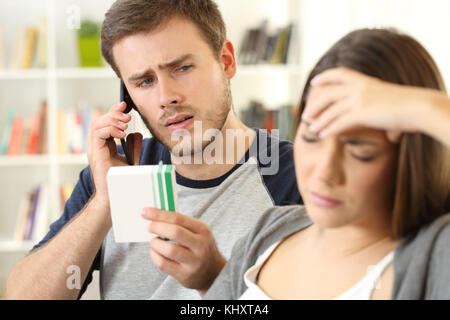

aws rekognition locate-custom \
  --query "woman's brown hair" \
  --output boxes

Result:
[296,28,450,238]
[101,0,226,77]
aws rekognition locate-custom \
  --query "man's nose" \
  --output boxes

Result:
[158,76,183,109]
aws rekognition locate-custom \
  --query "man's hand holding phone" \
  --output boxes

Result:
[87,101,143,213]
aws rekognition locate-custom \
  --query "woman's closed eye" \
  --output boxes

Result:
[301,133,320,143]
[301,133,379,162]
[348,151,377,162]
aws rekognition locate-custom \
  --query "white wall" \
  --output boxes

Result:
[298,0,450,88]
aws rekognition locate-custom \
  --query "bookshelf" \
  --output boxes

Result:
[0,0,304,298]
[3,0,447,300]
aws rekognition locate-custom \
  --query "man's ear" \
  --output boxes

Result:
[220,40,237,79]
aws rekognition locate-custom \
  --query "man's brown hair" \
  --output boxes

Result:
[296,28,450,239]
[101,0,227,77]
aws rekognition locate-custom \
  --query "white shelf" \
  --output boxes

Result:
[55,67,116,79]
[56,154,88,165]
[0,69,49,80]
[0,240,34,252]
[0,68,117,80]
[0,154,89,166]
[0,155,51,167]
[237,64,302,76]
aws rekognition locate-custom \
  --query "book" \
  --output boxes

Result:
[14,192,32,242]
[286,23,300,65]
[57,110,66,154]
[7,116,25,155]
[57,107,108,155]
[9,28,26,69]
[36,17,47,68]
[264,111,275,133]
[271,27,289,64]
[282,24,294,64]
[14,185,49,242]
[238,22,298,65]
[0,108,15,155]
[32,184,49,241]
[36,101,47,154]
[240,101,295,141]
[14,186,50,242]
[71,111,83,154]
[27,113,41,154]
[21,26,37,69]
[25,187,40,240]
[0,109,47,156]
[107,164,178,243]
[81,107,91,154]
[60,183,74,208]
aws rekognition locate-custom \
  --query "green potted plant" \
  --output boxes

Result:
[77,20,102,67]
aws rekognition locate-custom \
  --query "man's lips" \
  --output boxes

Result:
[165,114,194,127]
[310,191,344,208]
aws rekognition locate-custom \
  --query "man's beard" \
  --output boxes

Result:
[137,79,232,157]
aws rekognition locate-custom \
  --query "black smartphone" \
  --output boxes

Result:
[120,80,136,165]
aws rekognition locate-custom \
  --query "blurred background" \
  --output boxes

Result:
[0,0,449,299]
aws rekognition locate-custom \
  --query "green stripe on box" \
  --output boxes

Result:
[157,165,166,210]
[164,165,175,212]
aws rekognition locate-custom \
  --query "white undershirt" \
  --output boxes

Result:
[239,240,394,300]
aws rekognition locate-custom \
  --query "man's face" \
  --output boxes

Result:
[113,17,233,156]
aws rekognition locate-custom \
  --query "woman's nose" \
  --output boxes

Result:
[315,144,345,187]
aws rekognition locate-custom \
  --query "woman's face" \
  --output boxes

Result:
[294,119,399,230]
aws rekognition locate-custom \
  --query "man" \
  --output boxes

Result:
[6,0,300,299]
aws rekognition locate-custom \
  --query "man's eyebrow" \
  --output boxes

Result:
[127,54,195,83]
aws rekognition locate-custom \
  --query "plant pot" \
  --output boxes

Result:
[78,36,102,67]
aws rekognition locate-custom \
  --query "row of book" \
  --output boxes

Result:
[14,183,74,243]
[58,107,152,155]
[0,103,155,157]
[0,18,47,70]
[238,21,298,65]
[57,107,103,155]
[14,185,49,242]
[240,101,297,142]
[0,102,47,155]
[1,101,296,156]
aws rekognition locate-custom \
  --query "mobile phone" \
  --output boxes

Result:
[120,80,136,165]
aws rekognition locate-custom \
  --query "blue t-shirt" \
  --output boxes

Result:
[31,128,301,298]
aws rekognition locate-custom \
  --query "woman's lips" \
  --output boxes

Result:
[310,192,343,208]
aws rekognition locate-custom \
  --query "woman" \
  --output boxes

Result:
[203,28,450,300]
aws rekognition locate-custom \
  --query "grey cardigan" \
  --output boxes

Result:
[204,205,450,300]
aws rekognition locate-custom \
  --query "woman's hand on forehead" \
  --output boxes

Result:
[302,68,423,143]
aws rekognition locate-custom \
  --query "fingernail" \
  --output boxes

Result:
[302,110,310,120]
[318,130,328,139]
[308,123,318,132]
